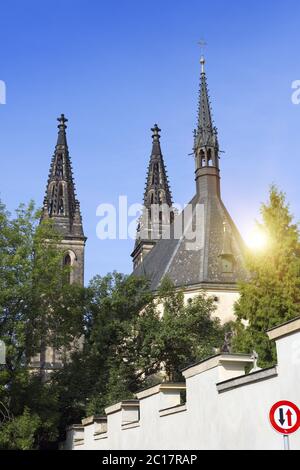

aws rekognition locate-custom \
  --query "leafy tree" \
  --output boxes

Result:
[53,273,223,437]
[0,199,224,448]
[233,186,300,367]
[156,278,223,380]
[0,200,86,449]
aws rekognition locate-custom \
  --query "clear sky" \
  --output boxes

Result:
[1,0,300,284]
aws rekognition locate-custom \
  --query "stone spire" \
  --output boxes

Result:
[131,124,174,269]
[143,124,173,208]
[194,56,220,199]
[42,114,84,239]
[33,115,87,374]
[41,114,86,285]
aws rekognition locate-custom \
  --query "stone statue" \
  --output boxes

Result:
[221,331,233,354]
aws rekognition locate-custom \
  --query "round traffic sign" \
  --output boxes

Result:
[269,401,300,435]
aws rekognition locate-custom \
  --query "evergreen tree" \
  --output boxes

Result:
[233,186,300,367]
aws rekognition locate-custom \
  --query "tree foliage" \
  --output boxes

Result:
[52,274,224,440]
[233,186,300,367]
[0,200,86,449]
[0,198,224,449]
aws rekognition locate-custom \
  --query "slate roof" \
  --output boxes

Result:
[133,192,248,291]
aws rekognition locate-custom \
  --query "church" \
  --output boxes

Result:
[57,55,300,452]
[40,54,248,326]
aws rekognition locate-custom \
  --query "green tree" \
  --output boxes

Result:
[53,273,223,435]
[0,200,86,449]
[233,186,300,367]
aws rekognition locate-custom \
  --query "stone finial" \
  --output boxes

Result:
[151,124,161,142]
[57,113,68,129]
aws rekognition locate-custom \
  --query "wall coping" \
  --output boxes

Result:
[122,421,140,430]
[136,382,186,400]
[267,316,300,341]
[81,415,107,426]
[182,354,253,379]
[66,424,84,432]
[216,366,278,393]
[94,432,108,440]
[105,399,139,416]
[159,404,187,417]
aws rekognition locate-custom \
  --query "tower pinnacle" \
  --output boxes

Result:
[194,56,220,198]
[131,124,174,269]
[42,114,84,246]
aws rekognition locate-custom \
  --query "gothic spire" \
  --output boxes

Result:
[194,56,219,155]
[194,56,220,198]
[143,124,173,208]
[42,114,84,238]
[131,124,174,269]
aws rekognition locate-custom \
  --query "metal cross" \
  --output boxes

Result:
[198,39,207,56]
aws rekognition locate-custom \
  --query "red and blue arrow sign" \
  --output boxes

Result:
[269,400,300,435]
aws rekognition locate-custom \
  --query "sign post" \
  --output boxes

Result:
[269,400,300,450]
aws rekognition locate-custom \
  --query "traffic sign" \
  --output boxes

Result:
[269,400,300,435]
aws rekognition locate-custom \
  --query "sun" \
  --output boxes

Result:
[245,227,269,251]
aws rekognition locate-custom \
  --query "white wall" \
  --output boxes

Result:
[183,288,239,324]
[62,318,300,451]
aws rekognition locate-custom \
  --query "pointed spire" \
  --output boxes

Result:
[194,56,221,198]
[41,114,85,238]
[131,125,174,269]
[143,124,173,208]
[194,56,219,153]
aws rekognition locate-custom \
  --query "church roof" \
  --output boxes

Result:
[133,194,247,290]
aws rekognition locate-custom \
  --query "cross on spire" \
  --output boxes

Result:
[198,39,207,73]
[151,124,161,141]
[57,113,68,128]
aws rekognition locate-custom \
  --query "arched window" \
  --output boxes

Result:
[64,254,71,266]
[207,148,212,166]
[56,154,64,177]
[58,184,64,215]
[200,149,205,167]
[63,253,72,284]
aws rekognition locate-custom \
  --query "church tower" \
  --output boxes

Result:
[132,55,248,323]
[41,114,86,285]
[131,124,174,269]
[194,56,220,199]
[31,115,86,375]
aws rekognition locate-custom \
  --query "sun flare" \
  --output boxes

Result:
[245,227,269,251]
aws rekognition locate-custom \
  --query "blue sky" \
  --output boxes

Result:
[0,0,300,284]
